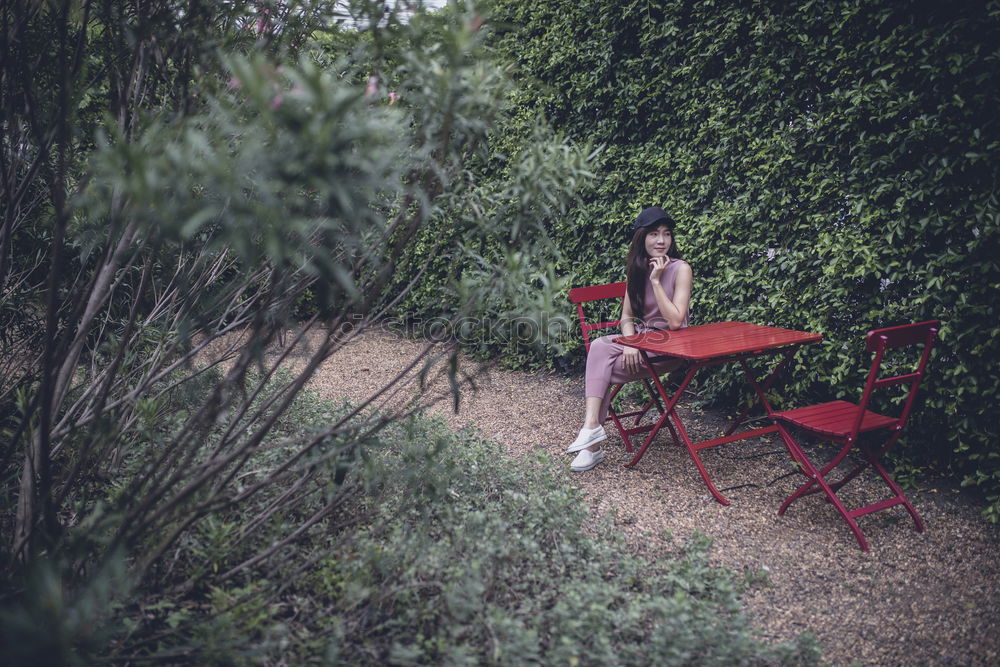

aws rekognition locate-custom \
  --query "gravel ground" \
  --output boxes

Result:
[274,327,1000,666]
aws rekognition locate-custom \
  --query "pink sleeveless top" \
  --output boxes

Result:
[637,258,690,331]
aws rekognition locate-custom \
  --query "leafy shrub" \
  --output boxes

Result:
[459,0,1000,519]
[3,375,819,664]
[308,415,821,665]
[2,0,596,641]
[0,2,817,663]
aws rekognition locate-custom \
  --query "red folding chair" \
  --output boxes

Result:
[771,320,940,551]
[568,282,680,453]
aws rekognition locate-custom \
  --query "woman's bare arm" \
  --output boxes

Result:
[649,260,692,330]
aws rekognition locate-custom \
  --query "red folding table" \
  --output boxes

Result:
[615,321,823,505]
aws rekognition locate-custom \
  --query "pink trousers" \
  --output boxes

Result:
[585,333,683,423]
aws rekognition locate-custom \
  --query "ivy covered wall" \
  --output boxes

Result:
[469,1,1000,515]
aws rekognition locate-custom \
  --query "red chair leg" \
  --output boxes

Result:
[821,442,924,535]
[605,375,683,453]
[605,385,632,452]
[641,377,680,445]
[826,462,866,493]
[639,378,664,418]
[860,447,925,533]
[807,462,870,552]
[663,418,680,446]
[774,424,871,551]
[776,428,856,508]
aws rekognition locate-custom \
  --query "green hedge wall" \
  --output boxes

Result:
[474,1,1000,516]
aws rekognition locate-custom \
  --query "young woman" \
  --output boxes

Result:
[567,206,692,471]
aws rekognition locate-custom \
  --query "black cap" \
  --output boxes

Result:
[631,206,675,235]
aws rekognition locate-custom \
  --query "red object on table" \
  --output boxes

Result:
[771,320,940,551]
[615,321,823,505]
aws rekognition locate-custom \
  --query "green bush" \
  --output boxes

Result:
[4,355,822,664]
[1,3,611,662]
[437,0,1000,519]
[3,376,819,664]
[309,415,820,665]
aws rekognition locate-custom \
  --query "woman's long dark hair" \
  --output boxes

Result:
[625,224,682,326]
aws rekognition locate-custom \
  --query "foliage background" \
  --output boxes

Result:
[400,0,1000,518]
[0,0,604,660]
[1,0,996,659]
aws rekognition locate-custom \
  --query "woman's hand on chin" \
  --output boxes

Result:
[648,256,667,281]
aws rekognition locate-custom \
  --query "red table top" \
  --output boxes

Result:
[614,321,823,362]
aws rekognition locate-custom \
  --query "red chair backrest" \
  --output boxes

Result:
[567,281,627,352]
[854,320,940,436]
[866,319,940,351]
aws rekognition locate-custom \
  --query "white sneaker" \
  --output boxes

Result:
[570,448,606,472]
[566,425,607,453]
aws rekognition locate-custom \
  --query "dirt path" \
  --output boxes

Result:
[283,328,999,665]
